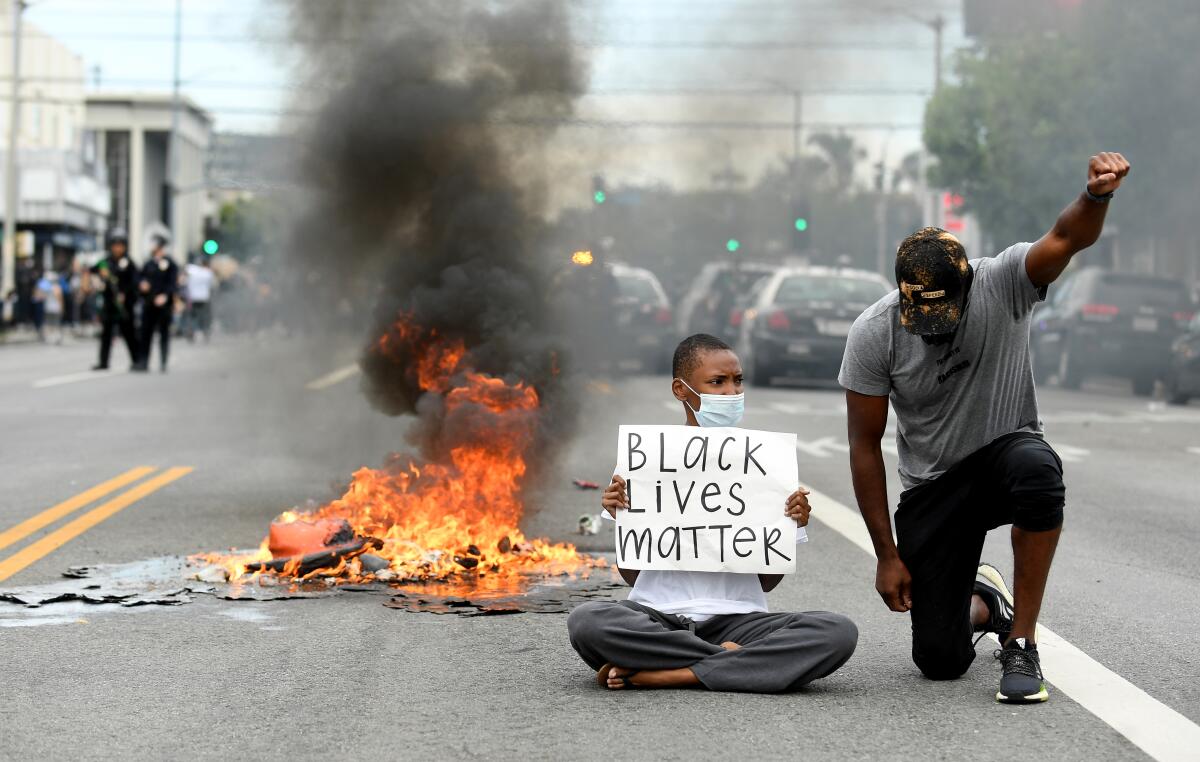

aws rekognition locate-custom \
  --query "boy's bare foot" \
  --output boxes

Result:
[720,641,741,651]
[596,663,701,690]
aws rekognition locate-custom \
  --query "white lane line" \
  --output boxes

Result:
[32,370,112,389]
[800,482,1200,762]
[1056,444,1092,464]
[1187,447,1200,457]
[304,363,360,391]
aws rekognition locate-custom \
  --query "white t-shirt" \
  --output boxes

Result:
[605,516,808,621]
[185,264,215,302]
[628,570,769,622]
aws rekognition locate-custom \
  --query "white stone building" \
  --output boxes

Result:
[84,93,213,263]
[0,0,110,276]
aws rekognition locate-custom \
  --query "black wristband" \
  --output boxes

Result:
[1085,187,1114,204]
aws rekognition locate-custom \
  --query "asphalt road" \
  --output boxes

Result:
[1,334,1198,760]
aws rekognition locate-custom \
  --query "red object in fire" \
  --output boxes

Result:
[573,479,601,490]
[268,517,355,559]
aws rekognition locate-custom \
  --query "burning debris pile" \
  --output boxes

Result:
[198,329,599,586]
[197,1,600,591]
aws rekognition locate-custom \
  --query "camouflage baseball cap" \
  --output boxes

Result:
[895,227,971,336]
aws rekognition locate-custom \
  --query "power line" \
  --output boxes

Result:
[4,90,922,130]
[0,75,932,97]
[0,31,942,51]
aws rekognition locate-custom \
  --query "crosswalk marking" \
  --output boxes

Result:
[795,437,849,459]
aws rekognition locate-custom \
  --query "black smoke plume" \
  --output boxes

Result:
[279,1,586,467]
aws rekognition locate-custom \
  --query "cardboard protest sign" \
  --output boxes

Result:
[613,424,799,574]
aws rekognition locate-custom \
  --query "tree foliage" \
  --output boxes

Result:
[924,0,1200,250]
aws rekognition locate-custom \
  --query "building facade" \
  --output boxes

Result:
[0,0,110,280]
[85,93,213,264]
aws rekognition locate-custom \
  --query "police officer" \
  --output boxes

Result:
[90,227,141,370]
[136,234,179,372]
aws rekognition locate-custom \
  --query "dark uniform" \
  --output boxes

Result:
[138,254,179,371]
[90,252,141,369]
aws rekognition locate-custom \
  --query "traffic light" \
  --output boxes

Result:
[203,239,219,255]
[591,175,607,205]
[791,201,811,252]
[726,238,740,253]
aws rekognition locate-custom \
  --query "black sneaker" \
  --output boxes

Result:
[973,563,1014,642]
[995,638,1049,704]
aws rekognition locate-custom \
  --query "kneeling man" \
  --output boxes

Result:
[840,153,1130,703]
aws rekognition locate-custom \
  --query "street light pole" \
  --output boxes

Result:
[166,0,181,258]
[2,0,24,313]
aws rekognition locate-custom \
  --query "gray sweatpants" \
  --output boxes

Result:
[567,600,857,693]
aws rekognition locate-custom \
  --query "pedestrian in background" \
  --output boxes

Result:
[37,271,64,344]
[31,270,51,342]
[184,254,215,342]
[58,268,76,336]
[90,228,140,370]
[136,235,178,372]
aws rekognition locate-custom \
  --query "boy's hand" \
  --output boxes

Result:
[785,487,811,527]
[602,475,629,517]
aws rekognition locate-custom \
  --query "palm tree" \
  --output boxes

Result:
[807,131,867,194]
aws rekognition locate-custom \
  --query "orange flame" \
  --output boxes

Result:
[199,318,599,586]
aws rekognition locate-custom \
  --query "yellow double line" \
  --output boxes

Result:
[0,466,193,582]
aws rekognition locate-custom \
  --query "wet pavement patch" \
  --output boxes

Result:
[0,554,623,622]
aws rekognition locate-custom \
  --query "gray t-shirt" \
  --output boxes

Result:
[838,243,1046,490]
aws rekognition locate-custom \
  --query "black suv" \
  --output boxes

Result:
[1031,268,1196,395]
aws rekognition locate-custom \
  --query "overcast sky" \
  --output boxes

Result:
[24,0,967,193]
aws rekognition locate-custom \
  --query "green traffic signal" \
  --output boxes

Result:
[593,190,606,204]
[726,238,740,253]
[794,218,808,232]
[203,239,219,255]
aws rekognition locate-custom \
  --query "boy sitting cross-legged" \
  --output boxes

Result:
[567,333,858,692]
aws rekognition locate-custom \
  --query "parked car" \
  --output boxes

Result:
[738,266,893,386]
[609,263,674,373]
[676,262,779,345]
[1166,312,1200,405]
[1031,268,1196,396]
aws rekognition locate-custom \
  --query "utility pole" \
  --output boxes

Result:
[165,0,182,259]
[2,0,24,314]
[790,90,803,167]
[932,14,945,93]
[920,14,946,229]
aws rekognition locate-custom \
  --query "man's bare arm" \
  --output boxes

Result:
[846,390,911,612]
[1026,152,1131,288]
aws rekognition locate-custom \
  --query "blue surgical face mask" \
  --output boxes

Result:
[677,379,744,427]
